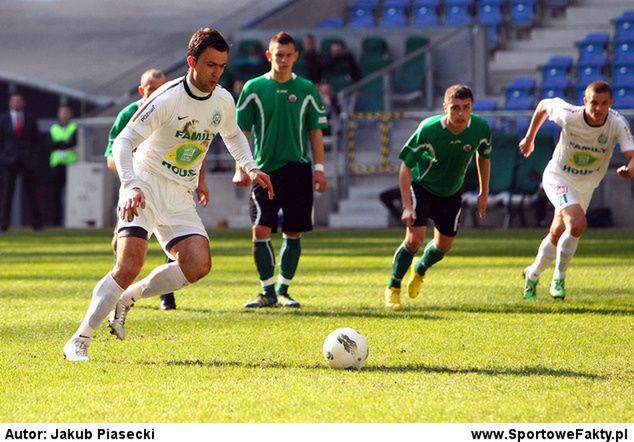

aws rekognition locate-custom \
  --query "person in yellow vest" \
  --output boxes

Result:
[49,104,78,226]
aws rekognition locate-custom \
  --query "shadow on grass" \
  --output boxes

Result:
[142,359,604,380]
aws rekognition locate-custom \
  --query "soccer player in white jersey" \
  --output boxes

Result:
[63,28,274,361]
[520,81,634,301]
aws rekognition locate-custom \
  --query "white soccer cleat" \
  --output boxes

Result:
[108,301,132,340]
[63,336,91,362]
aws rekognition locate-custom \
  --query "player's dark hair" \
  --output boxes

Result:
[188,28,230,60]
[444,84,474,103]
[269,32,296,50]
[586,80,613,98]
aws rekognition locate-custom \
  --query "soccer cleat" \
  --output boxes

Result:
[278,293,300,308]
[244,293,278,308]
[108,301,133,340]
[523,267,538,301]
[63,336,91,362]
[549,278,566,300]
[385,287,402,309]
[160,293,176,310]
[407,266,424,299]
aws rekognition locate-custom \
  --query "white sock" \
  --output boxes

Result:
[120,262,190,307]
[526,235,557,281]
[75,273,124,339]
[554,230,580,280]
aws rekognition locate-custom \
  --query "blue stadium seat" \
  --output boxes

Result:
[473,98,499,111]
[614,10,634,40]
[614,37,634,63]
[540,55,573,81]
[510,0,537,27]
[613,55,634,83]
[577,33,610,60]
[539,77,572,99]
[478,0,505,47]
[612,95,634,110]
[505,76,537,101]
[505,97,534,110]
[353,0,381,4]
[348,4,376,28]
[411,0,442,26]
[577,54,609,84]
[380,2,409,27]
[614,78,634,100]
[318,17,344,28]
[445,0,474,26]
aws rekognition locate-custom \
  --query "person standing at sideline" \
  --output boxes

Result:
[0,92,44,231]
[385,84,491,309]
[233,32,328,308]
[63,27,274,362]
[104,69,179,310]
[520,80,634,301]
[49,104,78,227]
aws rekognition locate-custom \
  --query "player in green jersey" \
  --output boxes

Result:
[104,69,178,311]
[234,32,328,308]
[385,84,492,309]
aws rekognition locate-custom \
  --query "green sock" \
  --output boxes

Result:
[277,236,301,295]
[388,243,415,289]
[253,240,275,296]
[414,240,445,276]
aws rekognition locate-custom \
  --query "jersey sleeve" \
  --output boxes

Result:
[104,104,136,157]
[477,120,492,158]
[398,122,426,169]
[127,92,172,140]
[546,97,576,128]
[305,83,328,131]
[616,115,634,153]
[236,82,256,132]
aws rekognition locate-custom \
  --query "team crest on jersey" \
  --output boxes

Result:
[568,152,599,168]
[463,144,472,152]
[166,142,205,168]
[597,133,608,145]
[288,94,298,103]
[212,110,222,125]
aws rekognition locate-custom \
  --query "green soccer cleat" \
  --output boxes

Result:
[244,293,278,308]
[549,278,566,300]
[407,266,424,299]
[523,268,538,301]
[385,287,402,309]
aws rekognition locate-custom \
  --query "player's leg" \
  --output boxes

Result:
[408,191,460,299]
[160,255,177,311]
[523,213,563,300]
[276,232,301,308]
[64,234,147,360]
[550,204,585,300]
[245,176,280,308]
[386,225,425,309]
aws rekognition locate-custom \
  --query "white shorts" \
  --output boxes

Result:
[116,169,208,257]
[542,169,595,213]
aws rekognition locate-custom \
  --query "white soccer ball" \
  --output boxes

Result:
[323,328,369,370]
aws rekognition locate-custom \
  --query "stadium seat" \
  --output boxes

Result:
[614,37,634,63]
[411,0,442,26]
[393,35,430,94]
[539,77,572,100]
[540,55,573,81]
[380,2,409,27]
[505,76,537,101]
[612,95,634,110]
[510,0,538,28]
[614,10,634,40]
[317,17,344,28]
[505,97,534,110]
[445,0,474,26]
[577,33,610,60]
[613,55,634,83]
[347,3,376,28]
[478,0,506,48]
[473,98,499,111]
[614,78,634,101]
[577,54,609,84]
[357,37,392,112]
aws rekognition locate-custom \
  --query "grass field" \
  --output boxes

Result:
[1,228,632,423]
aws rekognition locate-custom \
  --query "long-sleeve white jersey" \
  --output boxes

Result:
[545,97,634,191]
[112,76,257,192]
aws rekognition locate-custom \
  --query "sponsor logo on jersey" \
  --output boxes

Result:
[562,164,596,175]
[212,111,222,125]
[140,105,156,122]
[166,142,205,168]
[174,130,212,142]
[597,133,608,144]
[463,144,472,152]
[161,160,197,178]
[567,152,599,168]
[288,94,297,103]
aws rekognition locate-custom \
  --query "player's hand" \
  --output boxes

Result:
[121,187,145,221]
[313,170,327,193]
[617,165,634,179]
[519,137,534,157]
[477,193,488,219]
[401,207,416,227]
[196,181,209,207]
[248,169,275,200]
[232,168,250,187]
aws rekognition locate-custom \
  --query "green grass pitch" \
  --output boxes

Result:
[0,228,632,422]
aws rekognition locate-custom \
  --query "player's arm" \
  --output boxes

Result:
[309,128,327,193]
[617,150,634,179]
[112,126,146,220]
[519,99,553,157]
[232,130,252,187]
[196,158,209,207]
[223,128,274,199]
[398,163,415,226]
[475,153,491,220]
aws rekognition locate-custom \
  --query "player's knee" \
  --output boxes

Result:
[569,217,586,237]
[404,237,421,252]
[182,258,211,283]
[112,259,143,286]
